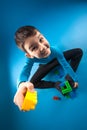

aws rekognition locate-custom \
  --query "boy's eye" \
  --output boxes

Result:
[39,37,44,43]
[32,46,38,51]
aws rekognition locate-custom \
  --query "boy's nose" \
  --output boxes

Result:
[40,47,46,53]
[40,45,46,51]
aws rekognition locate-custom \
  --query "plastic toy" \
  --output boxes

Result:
[58,75,77,98]
[22,90,38,111]
[60,80,72,95]
[53,96,61,100]
[54,70,59,75]
[54,68,64,78]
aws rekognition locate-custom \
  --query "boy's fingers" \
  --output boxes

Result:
[13,82,35,111]
[74,82,78,88]
[27,87,35,92]
[27,84,34,91]
[13,93,25,110]
[13,93,18,105]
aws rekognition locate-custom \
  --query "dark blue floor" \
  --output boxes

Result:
[0,0,87,130]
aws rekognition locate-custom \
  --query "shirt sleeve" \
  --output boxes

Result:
[53,47,78,82]
[17,58,34,87]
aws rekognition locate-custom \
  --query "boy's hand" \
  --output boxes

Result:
[74,82,78,88]
[65,74,78,88]
[13,82,35,110]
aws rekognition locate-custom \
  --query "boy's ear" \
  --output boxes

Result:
[25,53,34,58]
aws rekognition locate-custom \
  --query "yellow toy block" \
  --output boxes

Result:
[22,90,37,111]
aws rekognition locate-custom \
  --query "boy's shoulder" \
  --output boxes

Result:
[51,46,63,58]
[51,46,61,53]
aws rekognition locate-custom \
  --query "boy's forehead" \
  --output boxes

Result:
[25,32,41,46]
[35,31,42,37]
[24,31,43,46]
[29,32,42,41]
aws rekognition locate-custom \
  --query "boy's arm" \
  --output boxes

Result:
[13,58,35,110]
[17,58,34,87]
[55,48,78,82]
[13,81,35,110]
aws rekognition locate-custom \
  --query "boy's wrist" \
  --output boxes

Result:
[18,82,26,88]
[18,81,34,90]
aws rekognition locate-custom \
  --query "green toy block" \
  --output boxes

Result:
[65,93,71,98]
[54,70,59,75]
[61,80,72,94]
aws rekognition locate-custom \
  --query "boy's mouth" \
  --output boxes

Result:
[39,49,51,58]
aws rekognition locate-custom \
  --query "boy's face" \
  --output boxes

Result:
[24,31,51,58]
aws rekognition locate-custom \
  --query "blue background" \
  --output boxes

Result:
[0,0,87,130]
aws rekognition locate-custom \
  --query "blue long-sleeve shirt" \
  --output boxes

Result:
[17,46,78,86]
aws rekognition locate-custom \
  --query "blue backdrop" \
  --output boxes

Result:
[0,0,87,130]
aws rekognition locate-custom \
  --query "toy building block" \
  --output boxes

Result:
[54,70,59,75]
[57,75,78,98]
[65,91,77,99]
[59,80,72,95]
[53,96,61,100]
[54,68,64,78]
[61,80,72,94]
[69,91,77,98]
[22,91,37,111]
[65,93,71,98]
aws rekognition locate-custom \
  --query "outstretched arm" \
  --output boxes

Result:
[14,58,34,110]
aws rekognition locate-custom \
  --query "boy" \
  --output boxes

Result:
[13,25,83,110]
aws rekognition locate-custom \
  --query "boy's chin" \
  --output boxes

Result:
[44,53,50,58]
[39,52,51,59]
